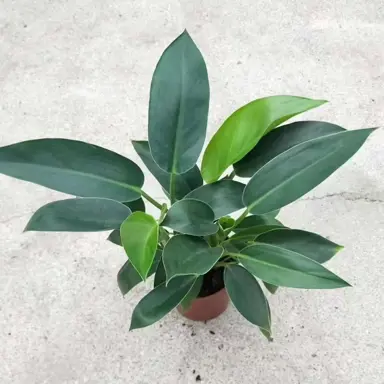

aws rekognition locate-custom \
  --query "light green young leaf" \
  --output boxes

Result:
[201,96,326,183]
[120,212,159,280]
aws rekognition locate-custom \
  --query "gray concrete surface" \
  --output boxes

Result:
[1,1,384,383]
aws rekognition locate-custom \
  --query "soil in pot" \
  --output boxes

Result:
[178,267,229,321]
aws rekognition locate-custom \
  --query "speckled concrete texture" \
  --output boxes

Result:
[1,1,384,383]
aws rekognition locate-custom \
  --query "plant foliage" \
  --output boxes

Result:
[0,30,375,339]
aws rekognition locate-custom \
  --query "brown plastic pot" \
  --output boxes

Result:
[177,288,229,321]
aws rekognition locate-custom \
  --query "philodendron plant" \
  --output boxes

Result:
[0,30,375,339]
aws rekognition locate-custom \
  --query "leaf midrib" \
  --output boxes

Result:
[229,243,341,283]
[171,45,186,175]
[248,138,340,210]
[3,161,141,193]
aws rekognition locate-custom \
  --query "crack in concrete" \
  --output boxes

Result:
[301,192,384,204]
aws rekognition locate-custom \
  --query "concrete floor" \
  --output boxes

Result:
[1,1,384,383]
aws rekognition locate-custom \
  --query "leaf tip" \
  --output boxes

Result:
[23,223,33,233]
[129,323,136,332]
[260,327,273,342]
[336,245,344,253]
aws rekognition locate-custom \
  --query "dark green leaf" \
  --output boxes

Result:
[257,228,343,263]
[263,282,278,294]
[267,209,280,218]
[154,259,166,287]
[0,139,144,201]
[108,229,122,246]
[201,96,326,182]
[117,250,162,295]
[234,121,345,177]
[234,215,283,232]
[123,198,146,212]
[243,128,376,214]
[162,199,218,236]
[180,275,203,310]
[230,225,282,241]
[237,243,350,289]
[223,241,248,255]
[132,141,203,200]
[120,212,159,280]
[185,180,245,219]
[130,275,197,330]
[148,30,209,174]
[163,235,223,283]
[224,265,271,335]
[25,198,131,232]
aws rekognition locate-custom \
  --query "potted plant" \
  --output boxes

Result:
[0,30,375,340]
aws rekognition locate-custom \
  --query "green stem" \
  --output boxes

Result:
[158,204,168,223]
[140,190,163,210]
[224,208,249,236]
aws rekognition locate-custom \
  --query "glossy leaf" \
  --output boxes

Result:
[234,121,344,177]
[243,128,376,215]
[185,180,245,219]
[25,198,131,232]
[108,198,146,245]
[130,275,197,330]
[201,96,326,182]
[180,275,203,310]
[268,209,280,218]
[108,229,122,246]
[263,282,278,294]
[237,243,350,289]
[230,225,282,241]
[223,240,248,255]
[162,199,218,236]
[123,198,146,212]
[154,259,167,288]
[224,265,271,335]
[163,235,223,283]
[0,139,144,201]
[257,228,343,263]
[120,212,159,280]
[234,215,283,232]
[132,141,203,200]
[117,251,162,295]
[148,30,209,174]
